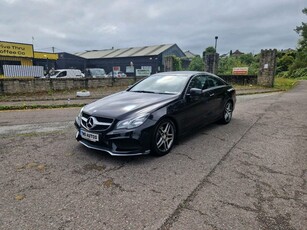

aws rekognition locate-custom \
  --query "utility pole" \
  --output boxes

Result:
[52,47,55,53]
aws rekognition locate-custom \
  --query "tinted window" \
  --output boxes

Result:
[188,75,207,90]
[207,76,225,87]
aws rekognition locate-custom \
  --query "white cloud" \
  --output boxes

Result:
[94,25,118,34]
[39,28,67,39]
[0,0,305,54]
[3,0,18,4]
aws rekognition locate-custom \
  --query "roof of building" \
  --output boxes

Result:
[184,50,197,59]
[232,50,244,56]
[75,44,178,59]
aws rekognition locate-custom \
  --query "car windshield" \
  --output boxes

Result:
[129,74,190,95]
[49,71,60,76]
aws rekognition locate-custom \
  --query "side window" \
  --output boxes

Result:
[58,71,67,78]
[188,75,207,90]
[207,76,225,88]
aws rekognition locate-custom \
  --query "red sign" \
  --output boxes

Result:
[113,66,120,71]
[232,67,248,75]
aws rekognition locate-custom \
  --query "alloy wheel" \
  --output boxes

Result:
[154,119,175,155]
[224,102,233,123]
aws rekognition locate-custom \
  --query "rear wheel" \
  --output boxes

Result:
[151,118,176,156]
[220,101,233,124]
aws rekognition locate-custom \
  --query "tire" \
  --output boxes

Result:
[151,118,176,156]
[220,101,233,124]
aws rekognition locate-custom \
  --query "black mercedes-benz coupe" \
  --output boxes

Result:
[75,71,236,156]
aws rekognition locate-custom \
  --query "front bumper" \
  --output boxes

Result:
[74,119,152,156]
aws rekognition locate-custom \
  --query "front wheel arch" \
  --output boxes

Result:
[151,117,177,156]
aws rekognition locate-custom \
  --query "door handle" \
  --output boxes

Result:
[209,93,215,97]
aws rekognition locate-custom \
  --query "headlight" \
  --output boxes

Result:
[76,107,84,126]
[116,114,149,129]
[78,107,84,118]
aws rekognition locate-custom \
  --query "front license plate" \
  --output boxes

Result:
[80,130,99,142]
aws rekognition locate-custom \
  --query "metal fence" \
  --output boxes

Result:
[3,65,44,78]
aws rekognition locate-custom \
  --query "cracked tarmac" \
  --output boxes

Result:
[0,82,306,229]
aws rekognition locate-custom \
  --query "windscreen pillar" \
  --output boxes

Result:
[258,49,277,87]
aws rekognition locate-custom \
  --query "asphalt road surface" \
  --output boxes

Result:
[0,82,306,230]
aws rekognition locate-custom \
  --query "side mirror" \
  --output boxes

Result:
[189,88,202,96]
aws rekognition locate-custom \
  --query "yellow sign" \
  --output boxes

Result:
[0,41,34,58]
[34,52,58,60]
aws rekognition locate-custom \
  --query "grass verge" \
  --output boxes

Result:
[274,78,298,91]
[0,103,85,111]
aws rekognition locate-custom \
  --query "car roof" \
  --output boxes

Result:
[152,71,214,77]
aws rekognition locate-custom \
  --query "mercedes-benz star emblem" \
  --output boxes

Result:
[86,117,96,129]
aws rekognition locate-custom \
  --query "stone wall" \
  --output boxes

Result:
[0,74,257,95]
[0,78,136,95]
[204,53,219,74]
[258,49,277,87]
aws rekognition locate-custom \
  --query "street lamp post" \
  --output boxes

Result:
[214,36,218,51]
[213,36,218,74]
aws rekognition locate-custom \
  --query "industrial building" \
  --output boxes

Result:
[0,40,58,77]
[74,44,186,76]
[1,41,186,77]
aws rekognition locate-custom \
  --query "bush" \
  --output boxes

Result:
[188,56,204,71]
[274,77,298,91]
[288,67,307,78]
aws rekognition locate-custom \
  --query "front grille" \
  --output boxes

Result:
[82,112,90,119]
[81,112,114,131]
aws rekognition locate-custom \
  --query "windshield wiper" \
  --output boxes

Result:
[131,90,156,94]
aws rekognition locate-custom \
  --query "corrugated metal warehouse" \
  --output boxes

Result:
[74,44,185,76]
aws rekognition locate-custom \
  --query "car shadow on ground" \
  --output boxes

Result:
[176,122,220,145]
[73,121,227,166]
[74,144,155,165]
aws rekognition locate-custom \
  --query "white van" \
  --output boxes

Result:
[49,69,84,78]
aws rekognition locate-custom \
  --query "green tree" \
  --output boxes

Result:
[289,7,307,77]
[218,54,258,75]
[188,56,205,71]
[172,56,182,71]
[218,56,242,74]
[203,46,216,57]
[205,46,216,53]
[239,53,254,65]
[295,8,307,50]
[277,54,295,73]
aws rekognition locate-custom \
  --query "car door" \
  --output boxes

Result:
[205,75,227,120]
[180,75,212,130]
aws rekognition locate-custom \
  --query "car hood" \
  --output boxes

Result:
[83,91,179,119]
